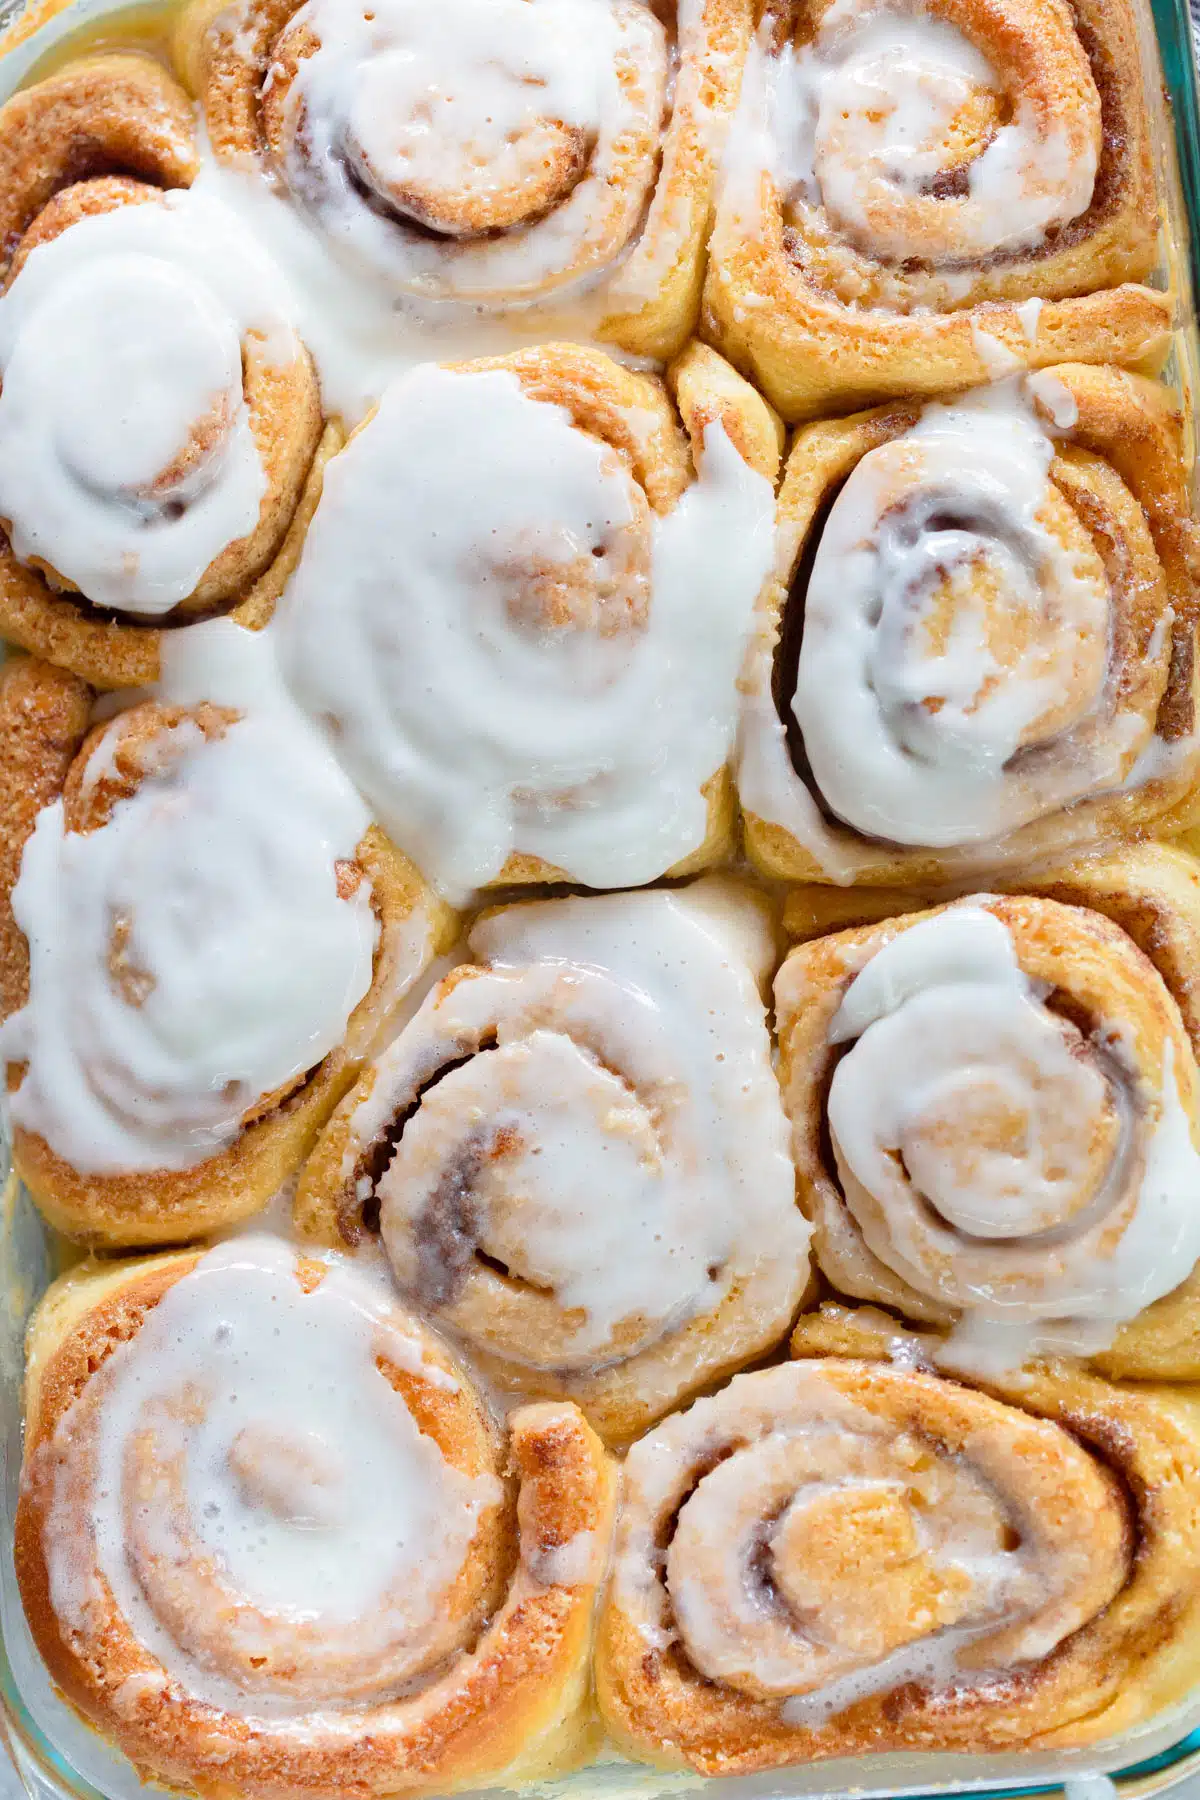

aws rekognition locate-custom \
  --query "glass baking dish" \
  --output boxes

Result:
[2,0,1200,1795]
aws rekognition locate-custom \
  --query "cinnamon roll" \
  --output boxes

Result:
[596,1304,1200,1767]
[0,634,455,1247]
[177,0,751,358]
[295,879,809,1443]
[279,342,782,898]
[16,1235,616,1800]
[0,56,329,689]
[704,0,1171,420]
[739,366,1200,886]
[774,879,1200,1373]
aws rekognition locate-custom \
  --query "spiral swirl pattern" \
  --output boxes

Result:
[596,1353,1139,1759]
[775,894,1200,1367]
[0,54,199,268]
[186,0,744,355]
[793,386,1143,847]
[739,367,1200,885]
[264,0,664,303]
[0,639,446,1246]
[703,0,1168,417]
[776,0,1100,276]
[0,58,322,685]
[0,186,316,619]
[279,343,778,896]
[3,693,375,1173]
[598,1306,1200,1767]
[296,882,807,1442]
[17,1238,616,1799]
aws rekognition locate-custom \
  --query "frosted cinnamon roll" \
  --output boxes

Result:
[705,0,1170,419]
[279,342,781,899]
[0,632,455,1247]
[740,367,1200,886]
[177,0,750,358]
[783,841,1200,1377]
[296,879,809,1443]
[16,1236,616,1800]
[0,57,328,689]
[774,884,1200,1374]
[596,1304,1200,1767]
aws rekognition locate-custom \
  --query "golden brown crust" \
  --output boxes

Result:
[301,1039,810,1438]
[17,1254,617,1800]
[451,342,694,516]
[22,1251,205,1436]
[491,766,735,890]
[789,1310,1200,1743]
[742,365,1200,886]
[230,420,345,632]
[784,838,1200,1047]
[782,841,1200,1378]
[0,418,344,691]
[795,1313,1200,1743]
[774,876,1200,1376]
[0,54,198,275]
[1018,843,1200,1068]
[371,340,779,891]
[703,0,1170,419]
[178,0,753,362]
[343,824,460,1061]
[1,697,454,1247]
[295,879,807,1445]
[669,339,786,481]
[62,700,237,831]
[596,1305,1200,1769]
[782,882,933,943]
[13,1055,360,1248]
[0,657,91,1022]
[0,64,325,684]
[596,0,758,360]
[0,0,1194,1780]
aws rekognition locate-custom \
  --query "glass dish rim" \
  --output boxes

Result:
[0,0,1198,1792]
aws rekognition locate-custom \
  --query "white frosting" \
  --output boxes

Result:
[738,379,1163,873]
[193,0,728,425]
[829,906,1020,1042]
[970,322,1024,377]
[794,383,1109,844]
[1,624,377,1172]
[192,148,612,428]
[0,190,299,615]
[825,907,1200,1364]
[276,0,664,304]
[611,1359,1124,1712]
[765,1,1098,263]
[347,883,806,1366]
[40,1237,498,1715]
[528,1529,603,1588]
[278,364,775,899]
[1026,366,1080,429]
